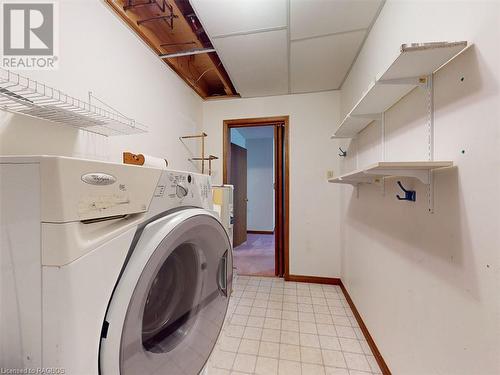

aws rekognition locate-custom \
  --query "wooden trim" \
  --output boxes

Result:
[247,230,274,235]
[223,116,289,279]
[274,124,282,277]
[285,274,341,285]
[283,116,289,279]
[339,280,392,375]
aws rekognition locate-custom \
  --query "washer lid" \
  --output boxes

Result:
[100,208,232,375]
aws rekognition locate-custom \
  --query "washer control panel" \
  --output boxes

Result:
[148,169,213,217]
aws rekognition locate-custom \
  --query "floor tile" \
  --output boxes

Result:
[259,341,280,359]
[281,319,300,332]
[226,324,245,338]
[366,355,382,374]
[255,356,278,375]
[233,353,257,373]
[279,344,301,361]
[298,303,314,313]
[339,338,363,354]
[266,309,283,319]
[317,323,337,337]
[206,276,381,375]
[325,367,349,375]
[322,350,347,368]
[247,316,265,328]
[281,330,300,345]
[213,350,236,370]
[335,325,357,338]
[300,347,323,365]
[315,313,333,325]
[302,363,326,375]
[263,318,281,330]
[261,328,281,343]
[343,352,371,372]
[282,310,299,321]
[243,326,263,340]
[278,359,301,375]
[298,312,315,322]
[238,339,260,355]
[219,336,241,352]
[299,333,320,348]
[319,335,341,351]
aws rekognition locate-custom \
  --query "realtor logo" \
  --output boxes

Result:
[1,1,58,69]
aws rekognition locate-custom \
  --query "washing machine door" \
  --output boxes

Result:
[100,208,232,375]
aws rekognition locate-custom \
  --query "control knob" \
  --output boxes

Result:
[176,183,188,198]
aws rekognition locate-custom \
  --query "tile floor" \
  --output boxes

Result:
[205,276,382,375]
[233,234,275,276]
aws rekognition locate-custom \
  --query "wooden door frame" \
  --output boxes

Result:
[222,116,290,278]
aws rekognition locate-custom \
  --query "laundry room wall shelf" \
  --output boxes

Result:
[328,161,453,186]
[180,132,218,175]
[331,41,468,139]
[0,68,148,136]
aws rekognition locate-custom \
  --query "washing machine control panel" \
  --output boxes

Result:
[148,169,213,217]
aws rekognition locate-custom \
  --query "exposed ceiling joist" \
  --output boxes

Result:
[105,0,238,99]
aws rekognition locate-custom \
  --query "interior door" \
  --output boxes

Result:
[230,143,247,248]
[100,210,232,375]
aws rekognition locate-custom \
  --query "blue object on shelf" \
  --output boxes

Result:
[396,181,416,202]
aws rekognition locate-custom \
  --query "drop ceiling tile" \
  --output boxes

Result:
[290,29,366,93]
[290,0,383,40]
[190,0,287,38]
[213,29,289,97]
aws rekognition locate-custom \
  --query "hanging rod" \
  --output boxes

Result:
[180,132,207,139]
[190,155,218,161]
[123,0,155,11]
[160,41,196,48]
[125,0,172,13]
[159,48,216,59]
[190,155,218,176]
[137,14,178,26]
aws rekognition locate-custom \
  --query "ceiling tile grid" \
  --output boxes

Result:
[190,0,385,97]
[290,29,367,93]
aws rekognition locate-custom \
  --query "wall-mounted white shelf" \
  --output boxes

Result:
[328,161,453,186]
[0,68,148,136]
[332,41,468,139]
[328,169,377,186]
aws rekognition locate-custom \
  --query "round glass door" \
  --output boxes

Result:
[142,243,200,353]
[119,214,232,375]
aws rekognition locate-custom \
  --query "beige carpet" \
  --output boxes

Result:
[233,234,275,276]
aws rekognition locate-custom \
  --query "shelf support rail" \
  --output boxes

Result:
[427,74,435,213]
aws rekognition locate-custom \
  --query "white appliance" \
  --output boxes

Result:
[212,185,234,245]
[0,156,233,375]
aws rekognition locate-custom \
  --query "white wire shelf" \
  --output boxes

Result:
[332,41,468,139]
[0,68,147,136]
[328,161,453,185]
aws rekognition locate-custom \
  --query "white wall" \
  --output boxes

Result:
[0,0,202,171]
[338,1,500,374]
[203,91,342,278]
[246,137,274,232]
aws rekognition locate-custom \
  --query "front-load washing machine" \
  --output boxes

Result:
[0,156,233,375]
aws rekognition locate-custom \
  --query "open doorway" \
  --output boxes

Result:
[223,116,289,278]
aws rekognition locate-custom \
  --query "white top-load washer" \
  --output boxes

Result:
[0,156,233,375]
